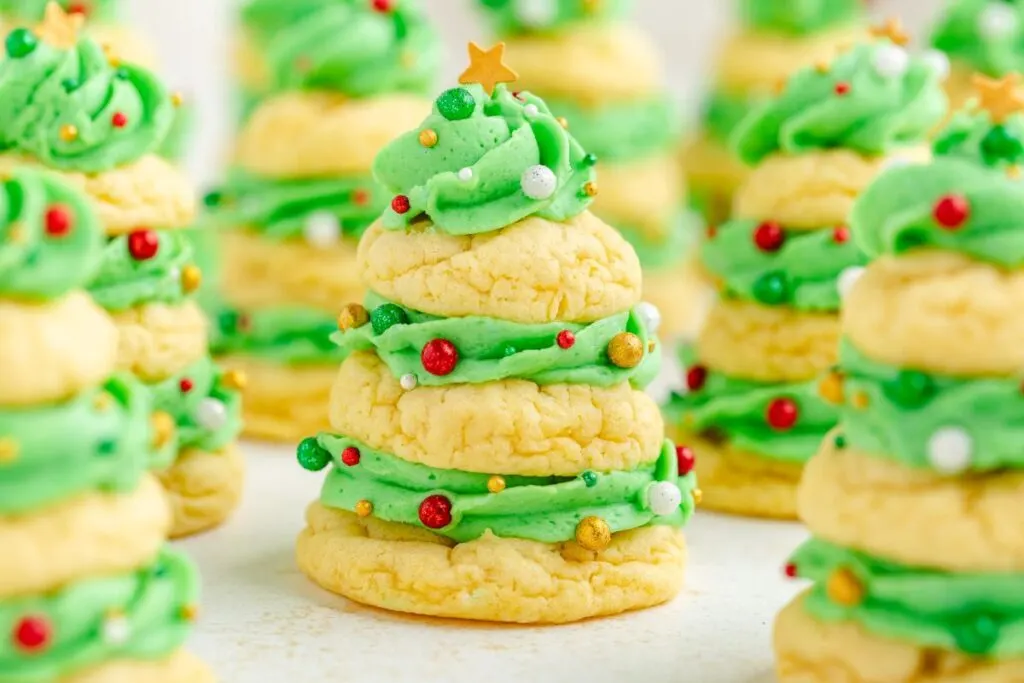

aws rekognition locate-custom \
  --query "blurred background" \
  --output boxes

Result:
[125,0,940,186]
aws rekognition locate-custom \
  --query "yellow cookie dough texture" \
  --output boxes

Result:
[158,444,245,539]
[800,437,1024,574]
[329,351,664,476]
[296,502,686,623]
[359,212,642,324]
[110,301,208,383]
[233,92,431,178]
[0,476,169,599]
[59,650,215,683]
[642,260,712,341]
[733,147,929,230]
[681,133,749,215]
[696,298,840,382]
[775,595,1024,683]
[591,155,680,242]
[0,155,195,235]
[502,23,662,104]
[668,428,802,519]
[218,355,336,443]
[845,251,1024,377]
[0,293,118,407]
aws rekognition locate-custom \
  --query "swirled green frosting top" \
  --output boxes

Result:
[733,39,948,165]
[738,0,863,35]
[88,229,196,311]
[264,0,440,97]
[0,169,102,299]
[931,0,1024,77]
[373,84,596,234]
[0,0,118,21]
[793,538,1024,657]
[0,30,173,172]
[476,0,629,34]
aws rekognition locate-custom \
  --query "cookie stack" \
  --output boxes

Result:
[293,45,699,624]
[0,7,244,538]
[666,27,949,519]
[207,0,439,443]
[776,77,1024,683]
[0,170,211,681]
[684,0,865,224]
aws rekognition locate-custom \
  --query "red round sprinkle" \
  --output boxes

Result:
[832,225,850,243]
[556,330,576,349]
[371,0,392,10]
[421,339,458,376]
[44,204,73,236]
[111,112,127,128]
[341,446,361,467]
[179,378,194,394]
[933,194,970,230]
[834,82,850,95]
[686,365,708,392]
[753,221,785,252]
[784,563,798,579]
[13,616,50,651]
[352,189,370,206]
[676,446,696,476]
[766,398,799,431]
[127,229,159,261]
[391,195,411,214]
[418,494,453,529]
[67,1,89,15]
[706,225,718,240]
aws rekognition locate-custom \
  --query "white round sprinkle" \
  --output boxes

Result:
[523,103,539,117]
[837,266,865,300]
[873,44,909,79]
[520,164,557,200]
[647,482,683,516]
[400,374,418,391]
[635,301,662,335]
[303,211,341,248]
[457,167,473,181]
[979,4,1019,39]
[102,615,131,645]
[514,0,557,28]
[921,49,951,80]
[196,397,228,431]
[927,427,973,474]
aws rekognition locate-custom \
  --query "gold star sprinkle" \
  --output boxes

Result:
[0,438,19,464]
[458,42,519,96]
[973,73,1024,124]
[36,2,84,49]
[869,17,910,46]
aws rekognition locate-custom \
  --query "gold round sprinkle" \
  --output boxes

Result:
[487,475,506,494]
[575,516,612,552]
[60,124,78,141]
[355,500,374,517]
[817,372,845,405]
[222,369,248,391]
[151,411,175,449]
[583,181,598,197]
[827,567,865,606]
[851,391,870,409]
[418,128,439,148]
[180,265,202,293]
[692,488,703,505]
[556,116,569,129]
[180,604,200,621]
[607,332,644,368]
[338,303,369,331]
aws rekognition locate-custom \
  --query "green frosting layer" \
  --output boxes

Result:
[739,0,863,35]
[373,84,596,234]
[543,95,679,163]
[840,339,1024,472]
[0,550,199,683]
[0,33,173,172]
[701,219,867,312]
[931,0,1024,77]
[0,374,157,515]
[0,0,118,21]
[0,169,102,299]
[312,434,696,544]
[663,353,839,463]
[702,88,761,144]
[615,212,695,270]
[476,0,629,34]
[207,170,383,241]
[794,538,1024,657]
[88,229,195,312]
[851,152,1024,267]
[733,39,948,165]
[337,293,659,389]
[211,305,344,365]
[935,109,1024,168]
[150,355,243,455]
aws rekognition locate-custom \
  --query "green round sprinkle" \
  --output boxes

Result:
[981,124,1024,166]
[884,370,935,408]
[62,78,80,92]
[436,87,476,121]
[217,310,241,334]
[581,471,598,487]
[203,190,224,208]
[6,29,37,58]
[953,615,1000,656]
[833,433,847,450]
[582,153,598,167]
[370,303,409,335]
[752,271,790,306]
[503,344,518,357]
[297,437,331,472]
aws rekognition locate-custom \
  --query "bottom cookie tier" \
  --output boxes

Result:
[775,595,1024,683]
[58,649,215,683]
[158,444,244,539]
[296,502,687,624]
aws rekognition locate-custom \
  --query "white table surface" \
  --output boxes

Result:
[178,441,809,683]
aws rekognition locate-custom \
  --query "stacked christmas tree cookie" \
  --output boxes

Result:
[207,0,439,442]
[0,169,211,681]
[665,25,948,519]
[478,0,706,340]
[294,45,699,624]
[0,6,244,538]
[932,0,1024,112]
[776,77,1024,683]
[684,0,866,225]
